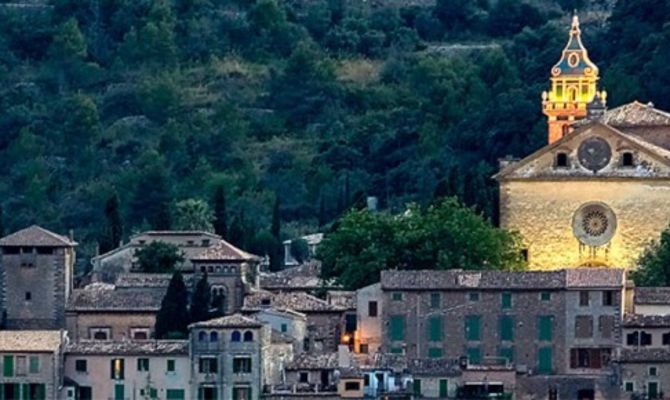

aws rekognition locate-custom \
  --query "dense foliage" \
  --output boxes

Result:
[319,198,525,289]
[0,0,668,271]
[155,271,189,339]
[631,226,670,287]
[135,241,185,273]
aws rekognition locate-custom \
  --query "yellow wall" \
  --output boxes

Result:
[500,179,670,270]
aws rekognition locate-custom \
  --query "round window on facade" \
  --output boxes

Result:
[568,53,580,67]
[572,202,617,247]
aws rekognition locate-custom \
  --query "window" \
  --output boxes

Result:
[602,291,615,306]
[663,332,670,345]
[624,382,634,392]
[167,359,175,373]
[627,331,639,346]
[390,347,403,354]
[569,348,611,369]
[28,356,39,374]
[2,355,13,377]
[167,389,185,400]
[439,379,448,398]
[233,387,252,400]
[465,315,481,341]
[261,298,271,307]
[137,358,149,372]
[198,357,218,374]
[579,291,590,306]
[210,332,219,342]
[75,359,87,373]
[499,347,514,363]
[469,292,480,302]
[15,356,26,376]
[575,316,594,338]
[467,347,481,365]
[280,323,288,333]
[521,248,529,262]
[114,384,124,400]
[25,292,31,301]
[131,328,150,340]
[299,372,309,383]
[392,292,402,301]
[232,357,252,374]
[110,358,124,380]
[649,366,658,376]
[90,327,111,340]
[428,347,443,358]
[501,292,512,309]
[359,344,369,354]
[538,316,552,341]
[413,378,422,396]
[344,381,361,391]
[641,331,652,346]
[231,331,241,342]
[541,292,551,301]
[198,331,207,342]
[427,316,443,341]
[389,316,405,341]
[303,338,310,352]
[538,347,553,374]
[243,331,254,342]
[430,293,441,308]
[368,301,378,317]
[622,152,634,167]
[556,152,568,167]
[500,316,514,341]
[599,315,615,339]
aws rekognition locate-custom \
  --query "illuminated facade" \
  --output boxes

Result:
[542,15,606,144]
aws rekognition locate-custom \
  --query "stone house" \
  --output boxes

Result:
[284,352,340,394]
[189,314,268,400]
[251,307,307,355]
[633,287,670,316]
[243,291,346,354]
[0,331,65,400]
[355,283,383,355]
[258,262,331,294]
[65,282,163,341]
[63,340,189,400]
[614,348,669,399]
[0,226,77,329]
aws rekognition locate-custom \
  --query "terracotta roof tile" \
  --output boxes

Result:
[192,240,260,261]
[67,285,164,312]
[623,314,670,328]
[286,352,339,370]
[189,313,264,329]
[66,340,188,355]
[0,331,63,352]
[616,348,670,363]
[0,225,76,247]
[635,287,670,305]
[243,291,344,313]
[115,273,194,289]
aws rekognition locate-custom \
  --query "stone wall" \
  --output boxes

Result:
[65,312,156,341]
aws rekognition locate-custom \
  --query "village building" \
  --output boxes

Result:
[355,283,383,355]
[633,287,670,316]
[63,340,190,400]
[282,233,323,267]
[0,226,77,330]
[0,330,65,400]
[251,307,307,355]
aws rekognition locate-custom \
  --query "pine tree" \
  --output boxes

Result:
[100,193,123,254]
[213,186,227,238]
[269,195,282,271]
[155,271,189,339]
[190,272,211,323]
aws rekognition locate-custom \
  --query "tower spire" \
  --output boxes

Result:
[541,14,605,144]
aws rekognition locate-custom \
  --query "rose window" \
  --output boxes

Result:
[572,202,617,247]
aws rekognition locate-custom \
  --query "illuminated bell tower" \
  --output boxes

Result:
[542,15,606,144]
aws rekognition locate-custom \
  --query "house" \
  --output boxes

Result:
[355,283,383,355]
[633,287,670,316]
[258,262,330,294]
[0,330,66,400]
[0,226,77,329]
[282,233,323,267]
[63,340,189,400]
[251,307,307,354]
[614,348,668,399]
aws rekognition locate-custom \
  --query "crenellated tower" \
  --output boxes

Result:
[542,15,606,144]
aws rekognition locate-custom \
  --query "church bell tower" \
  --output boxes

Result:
[542,15,606,144]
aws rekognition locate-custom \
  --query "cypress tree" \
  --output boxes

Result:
[269,195,282,271]
[0,205,4,238]
[228,211,246,248]
[155,271,189,339]
[318,193,326,228]
[213,186,227,238]
[190,272,211,323]
[100,193,123,254]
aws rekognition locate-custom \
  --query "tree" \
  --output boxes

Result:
[99,193,123,254]
[631,225,670,286]
[290,238,310,264]
[213,186,227,238]
[269,195,282,271]
[190,272,211,323]
[155,271,189,339]
[319,198,525,289]
[0,205,4,238]
[173,198,214,232]
[135,241,185,273]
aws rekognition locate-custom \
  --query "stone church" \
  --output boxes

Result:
[497,16,670,270]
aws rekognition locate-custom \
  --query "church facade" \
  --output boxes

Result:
[497,16,670,270]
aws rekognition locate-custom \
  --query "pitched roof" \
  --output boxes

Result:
[623,314,670,328]
[66,340,188,355]
[271,329,294,344]
[67,285,164,312]
[381,268,625,291]
[115,273,194,289]
[259,262,333,291]
[0,331,63,352]
[191,240,260,262]
[615,348,670,363]
[0,225,76,247]
[243,291,345,313]
[189,314,264,329]
[407,358,462,377]
[601,101,670,129]
[286,352,339,370]
[635,287,670,305]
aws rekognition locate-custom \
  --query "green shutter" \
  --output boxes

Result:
[150,388,158,399]
[500,316,514,341]
[467,347,481,364]
[439,379,448,398]
[389,316,405,341]
[114,384,124,400]
[499,347,514,364]
[502,292,512,309]
[541,292,551,301]
[167,389,185,400]
[22,383,29,400]
[0,383,4,400]
[3,356,13,377]
[538,347,552,374]
[430,293,440,308]
[538,316,552,341]
[36,385,45,400]
[428,348,443,358]
[167,359,175,372]
[413,379,421,396]
[465,315,481,341]
[197,388,203,400]
[29,356,39,374]
[390,347,403,354]
[428,316,443,341]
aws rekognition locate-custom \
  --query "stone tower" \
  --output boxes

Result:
[0,225,77,329]
[542,15,606,144]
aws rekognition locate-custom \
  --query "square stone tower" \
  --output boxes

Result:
[0,225,77,329]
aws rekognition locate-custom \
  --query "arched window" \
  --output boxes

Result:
[231,331,241,342]
[243,331,254,342]
[210,331,219,342]
[556,152,568,168]
[198,331,207,342]
[622,152,634,167]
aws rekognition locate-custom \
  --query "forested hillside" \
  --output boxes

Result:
[0,0,668,266]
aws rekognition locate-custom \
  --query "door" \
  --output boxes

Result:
[114,384,124,400]
[538,347,552,374]
[648,382,659,399]
[577,389,594,400]
[439,379,448,398]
